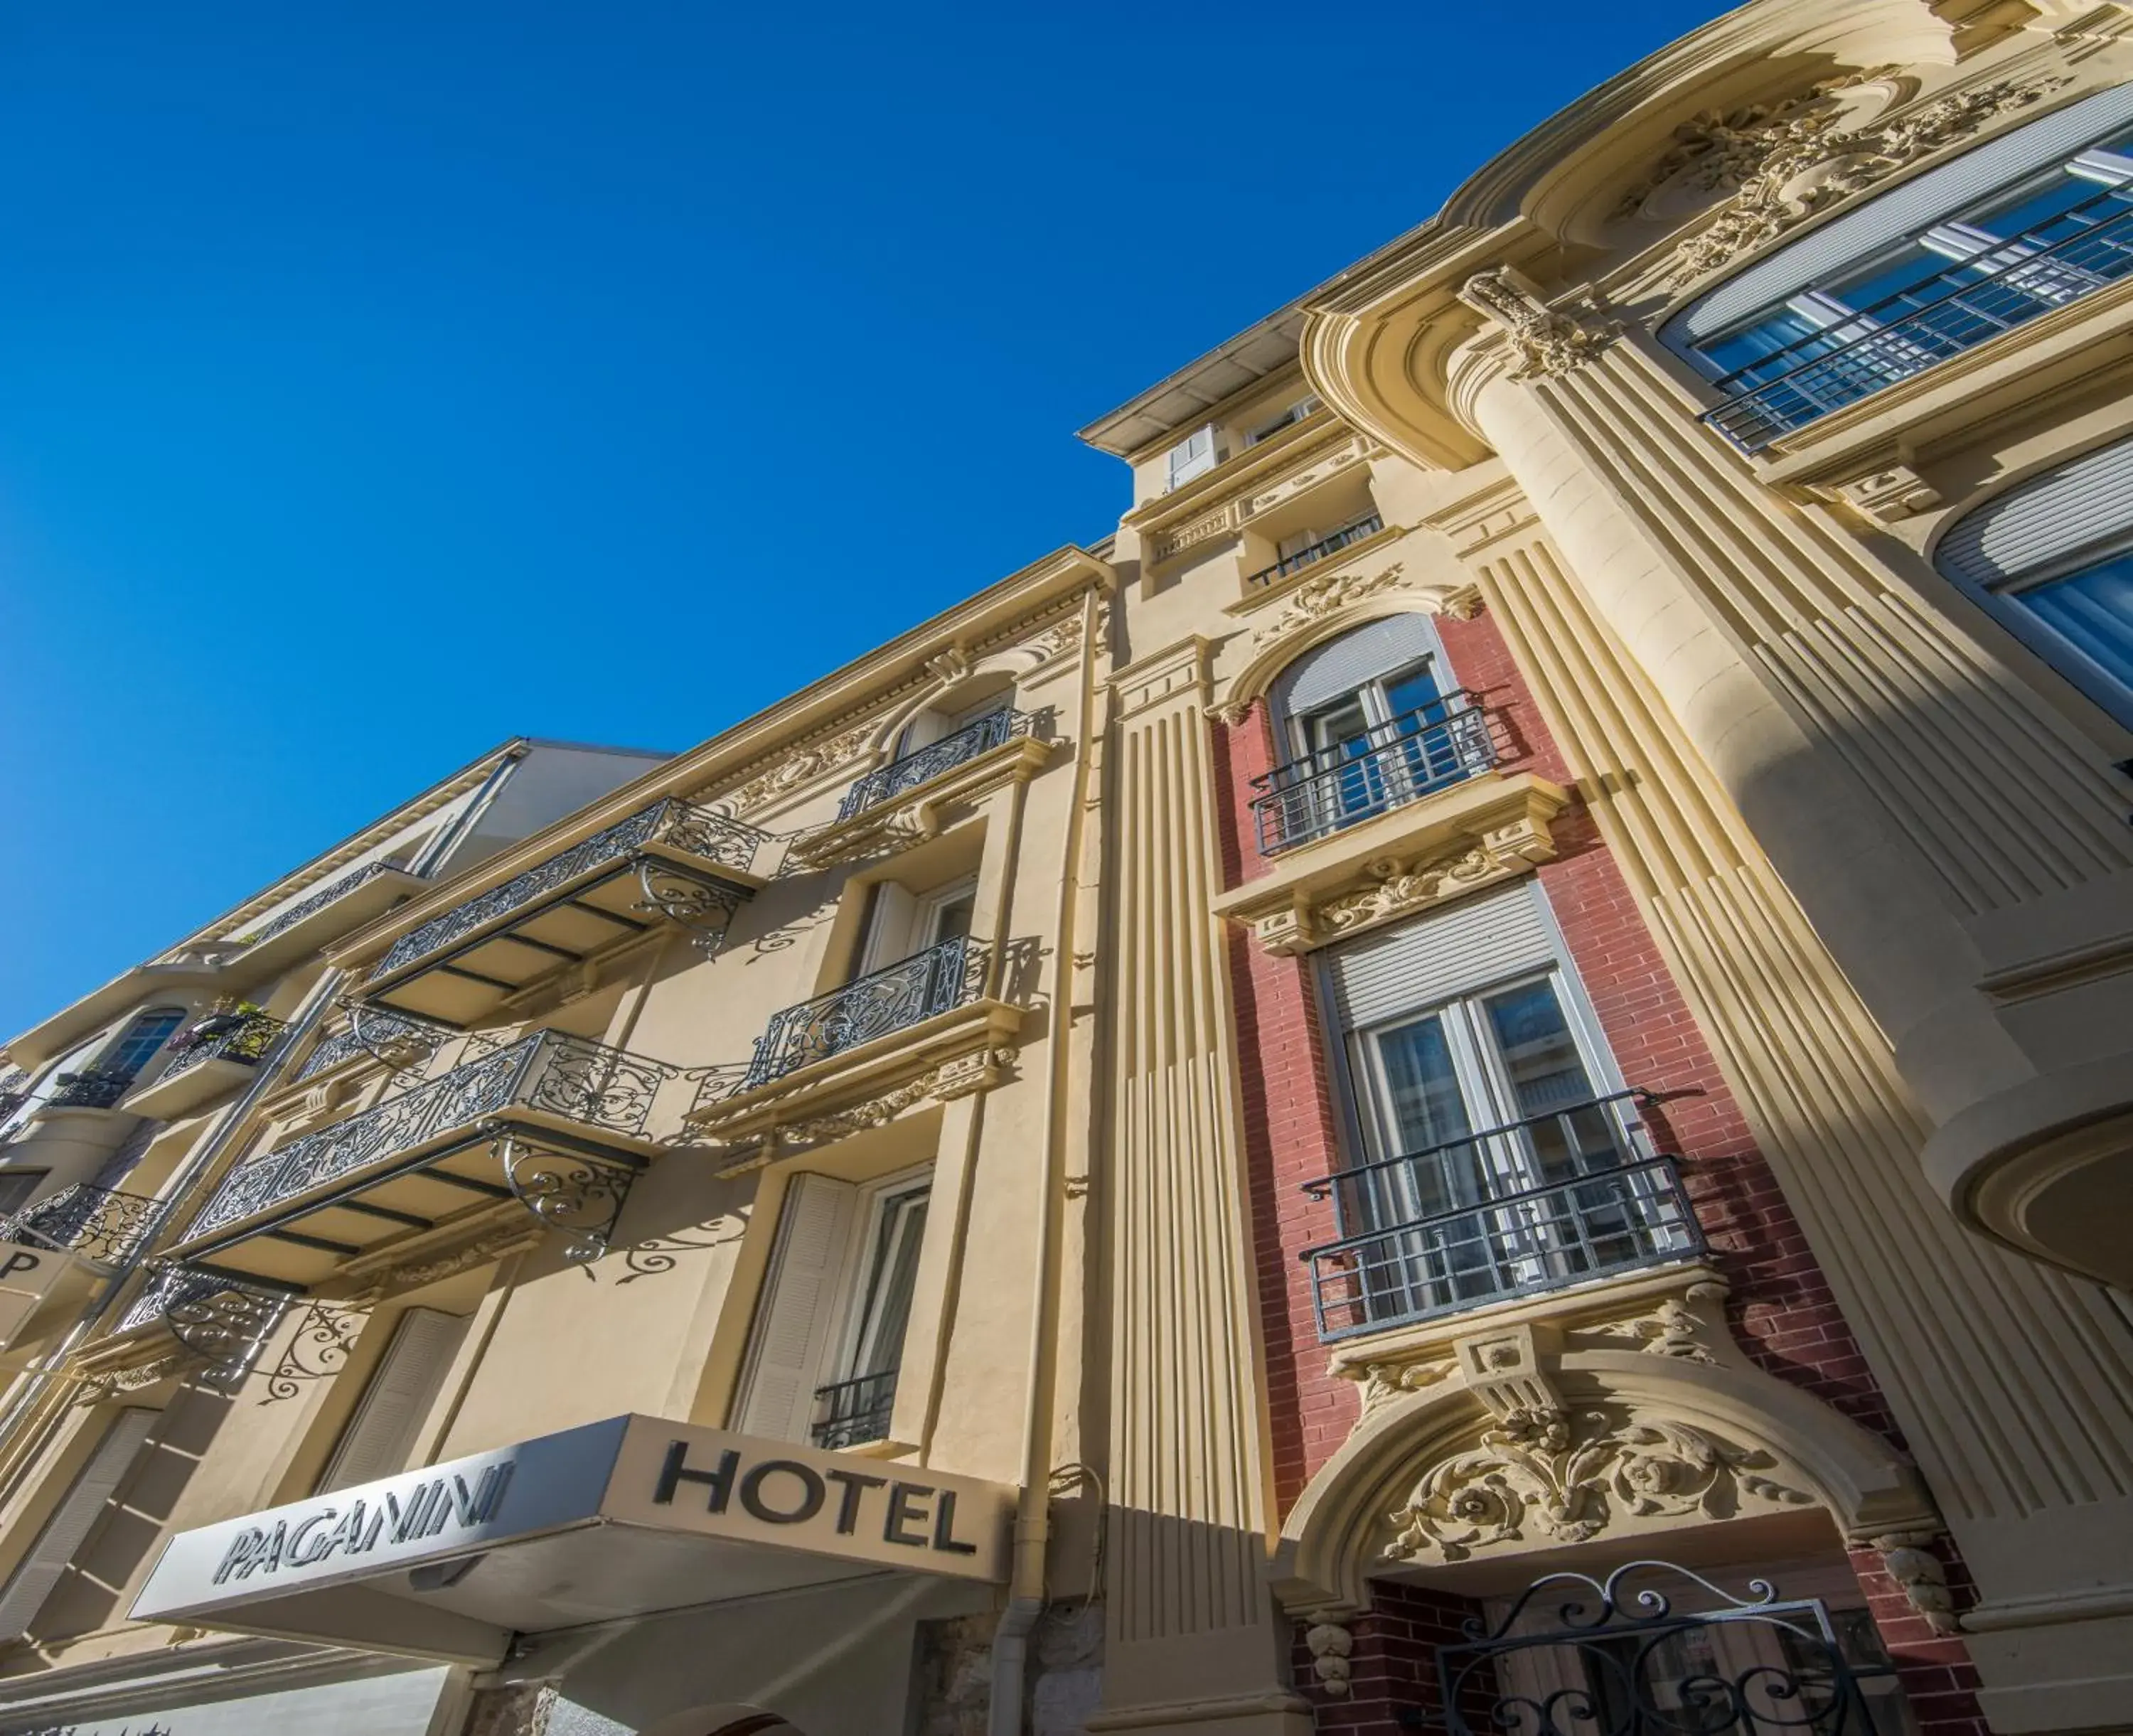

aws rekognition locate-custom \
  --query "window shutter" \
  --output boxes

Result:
[1279,614,1445,716]
[734,1174,860,1443]
[0,1407,157,1640]
[1668,81,2133,349]
[1937,432,2133,586]
[1165,426,1219,488]
[318,1308,468,1492]
[859,882,921,975]
[1322,881,1557,1031]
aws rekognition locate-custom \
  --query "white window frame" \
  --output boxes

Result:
[1164,424,1219,491]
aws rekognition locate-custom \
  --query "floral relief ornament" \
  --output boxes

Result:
[1652,73,2068,289]
[1459,269,1623,381]
[1383,1405,1811,1563]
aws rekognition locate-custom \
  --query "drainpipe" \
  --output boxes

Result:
[0,750,521,1489]
[988,582,1103,1736]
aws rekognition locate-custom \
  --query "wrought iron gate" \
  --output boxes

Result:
[1427,1560,1887,1736]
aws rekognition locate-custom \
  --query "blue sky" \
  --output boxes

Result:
[0,1,1724,1035]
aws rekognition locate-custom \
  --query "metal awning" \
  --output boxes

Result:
[357,799,767,1027]
[132,1415,1014,1665]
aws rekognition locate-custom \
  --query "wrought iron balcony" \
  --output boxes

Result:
[363,798,769,1027]
[177,1030,679,1283]
[0,1184,166,1266]
[1245,514,1384,589]
[1298,1092,1702,1340]
[743,935,982,1091]
[1702,183,2133,451]
[159,1011,287,1080]
[1253,695,1497,854]
[231,862,403,948]
[116,1264,294,1384]
[837,709,1035,822]
[293,1010,442,1082]
[47,1068,137,1110]
[811,1368,899,1451]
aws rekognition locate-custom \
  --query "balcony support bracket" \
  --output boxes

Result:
[494,1130,637,1264]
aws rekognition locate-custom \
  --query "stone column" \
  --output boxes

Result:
[1435,279,2133,1730]
[1089,638,1310,1736]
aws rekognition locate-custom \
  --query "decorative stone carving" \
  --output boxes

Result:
[1303,1619,1354,1698]
[775,1048,1016,1148]
[1872,1530,1962,1634]
[1460,269,1622,380]
[1025,616,1083,663]
[1821,465,1945,522]
[1309,825,1556,947]
[73,1351,187,1405]
[381,1225,538,1292]
[1246,563,1482,657]
[1355,1356,1458,1413]
[1383,1404,1814,1563]
[1654,75,2068,289]
[719,719,878,815]
[1152,505,1235,563]
[1572,1284,1728,1363]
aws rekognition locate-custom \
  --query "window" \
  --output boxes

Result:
[1935,429,2133,727]
[100,1008,187,1083]
[0,1408,157,1640]
[734,1170,933,1450]
[1244,394,1323,446]
[859,874,977,976]
[316,1307,469,1491]
[1256,614,1492,852]
[1304,884,1696,1334]
[1164,424,1220,491]
[0,1170,48,1216]
[1668,82,2133,449]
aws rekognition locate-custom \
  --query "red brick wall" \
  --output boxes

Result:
[1290,1580,1492,1733]
[1216,604,1984,1734]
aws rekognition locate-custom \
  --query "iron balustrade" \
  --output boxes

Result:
[294,1010,442,1081]
[811,1369,899,1450]
[373,798,769,978]
[836,709,1035,822]
[117,1263,284,1336]
[0,1184,167,1265]
[1252,695,1497,854]
[1298,1092,1701,1339]
[230,861,405,948]
[1244,515,1384,589]
[186,1030,675,1242]
[47,1068,136,1110]
[744,935,981,1090]
[160,1011,288,1081]
[1703,182,2133,451]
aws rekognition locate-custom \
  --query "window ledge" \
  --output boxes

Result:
[1129,425,1377,568]
[787,736,1059,872]
[1750,271,2133,493]
[689,998,1023,1175]
[1222,523,1405,616]
[1212,770,1573,955]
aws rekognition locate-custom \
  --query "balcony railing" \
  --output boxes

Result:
[294,1011,441,1082]
[159,1011,287,1081]
[228,861,405,948]
[838,709,1035,822]
[0,1184,166,1266]
[47,1068,137,1110]
[811,1368,899,1450]
[186,1030,674,1243]
[1702,183,2133,451]
[1245,514,1384,589]
[373,798,768,980]
[1298,1092,1701,1339]
[1253,695,1497,854]
[743,935,981,1091]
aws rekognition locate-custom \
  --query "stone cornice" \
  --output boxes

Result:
[1211,772,1572,955]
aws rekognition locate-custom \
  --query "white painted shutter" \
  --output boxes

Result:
[1937,432,2133,586]
[859,882,921,975]
[1667,81,2133,348]
[1279,614,1444,714]
[318,1308,468,1492]
[0,1406,157,1639]
[1165,425,1218,488]
[1322,881,1557,1031]
[734,1174,860,1443]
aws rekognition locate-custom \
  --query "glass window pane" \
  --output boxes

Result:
[850,1191,929,1378]
[2016,550,2133,690]
[1480,980,1611,1179]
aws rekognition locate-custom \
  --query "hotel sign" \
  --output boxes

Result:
[0,1241,87,1353]
[134,1413,1012,1632]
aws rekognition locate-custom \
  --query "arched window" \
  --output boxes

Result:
[1664,82,2133,450]
[100,1007,187,1083]
[1256,615,1494,853]
[1935,434,2133,728]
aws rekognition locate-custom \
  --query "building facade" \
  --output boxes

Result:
[2,2,2132,1735]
